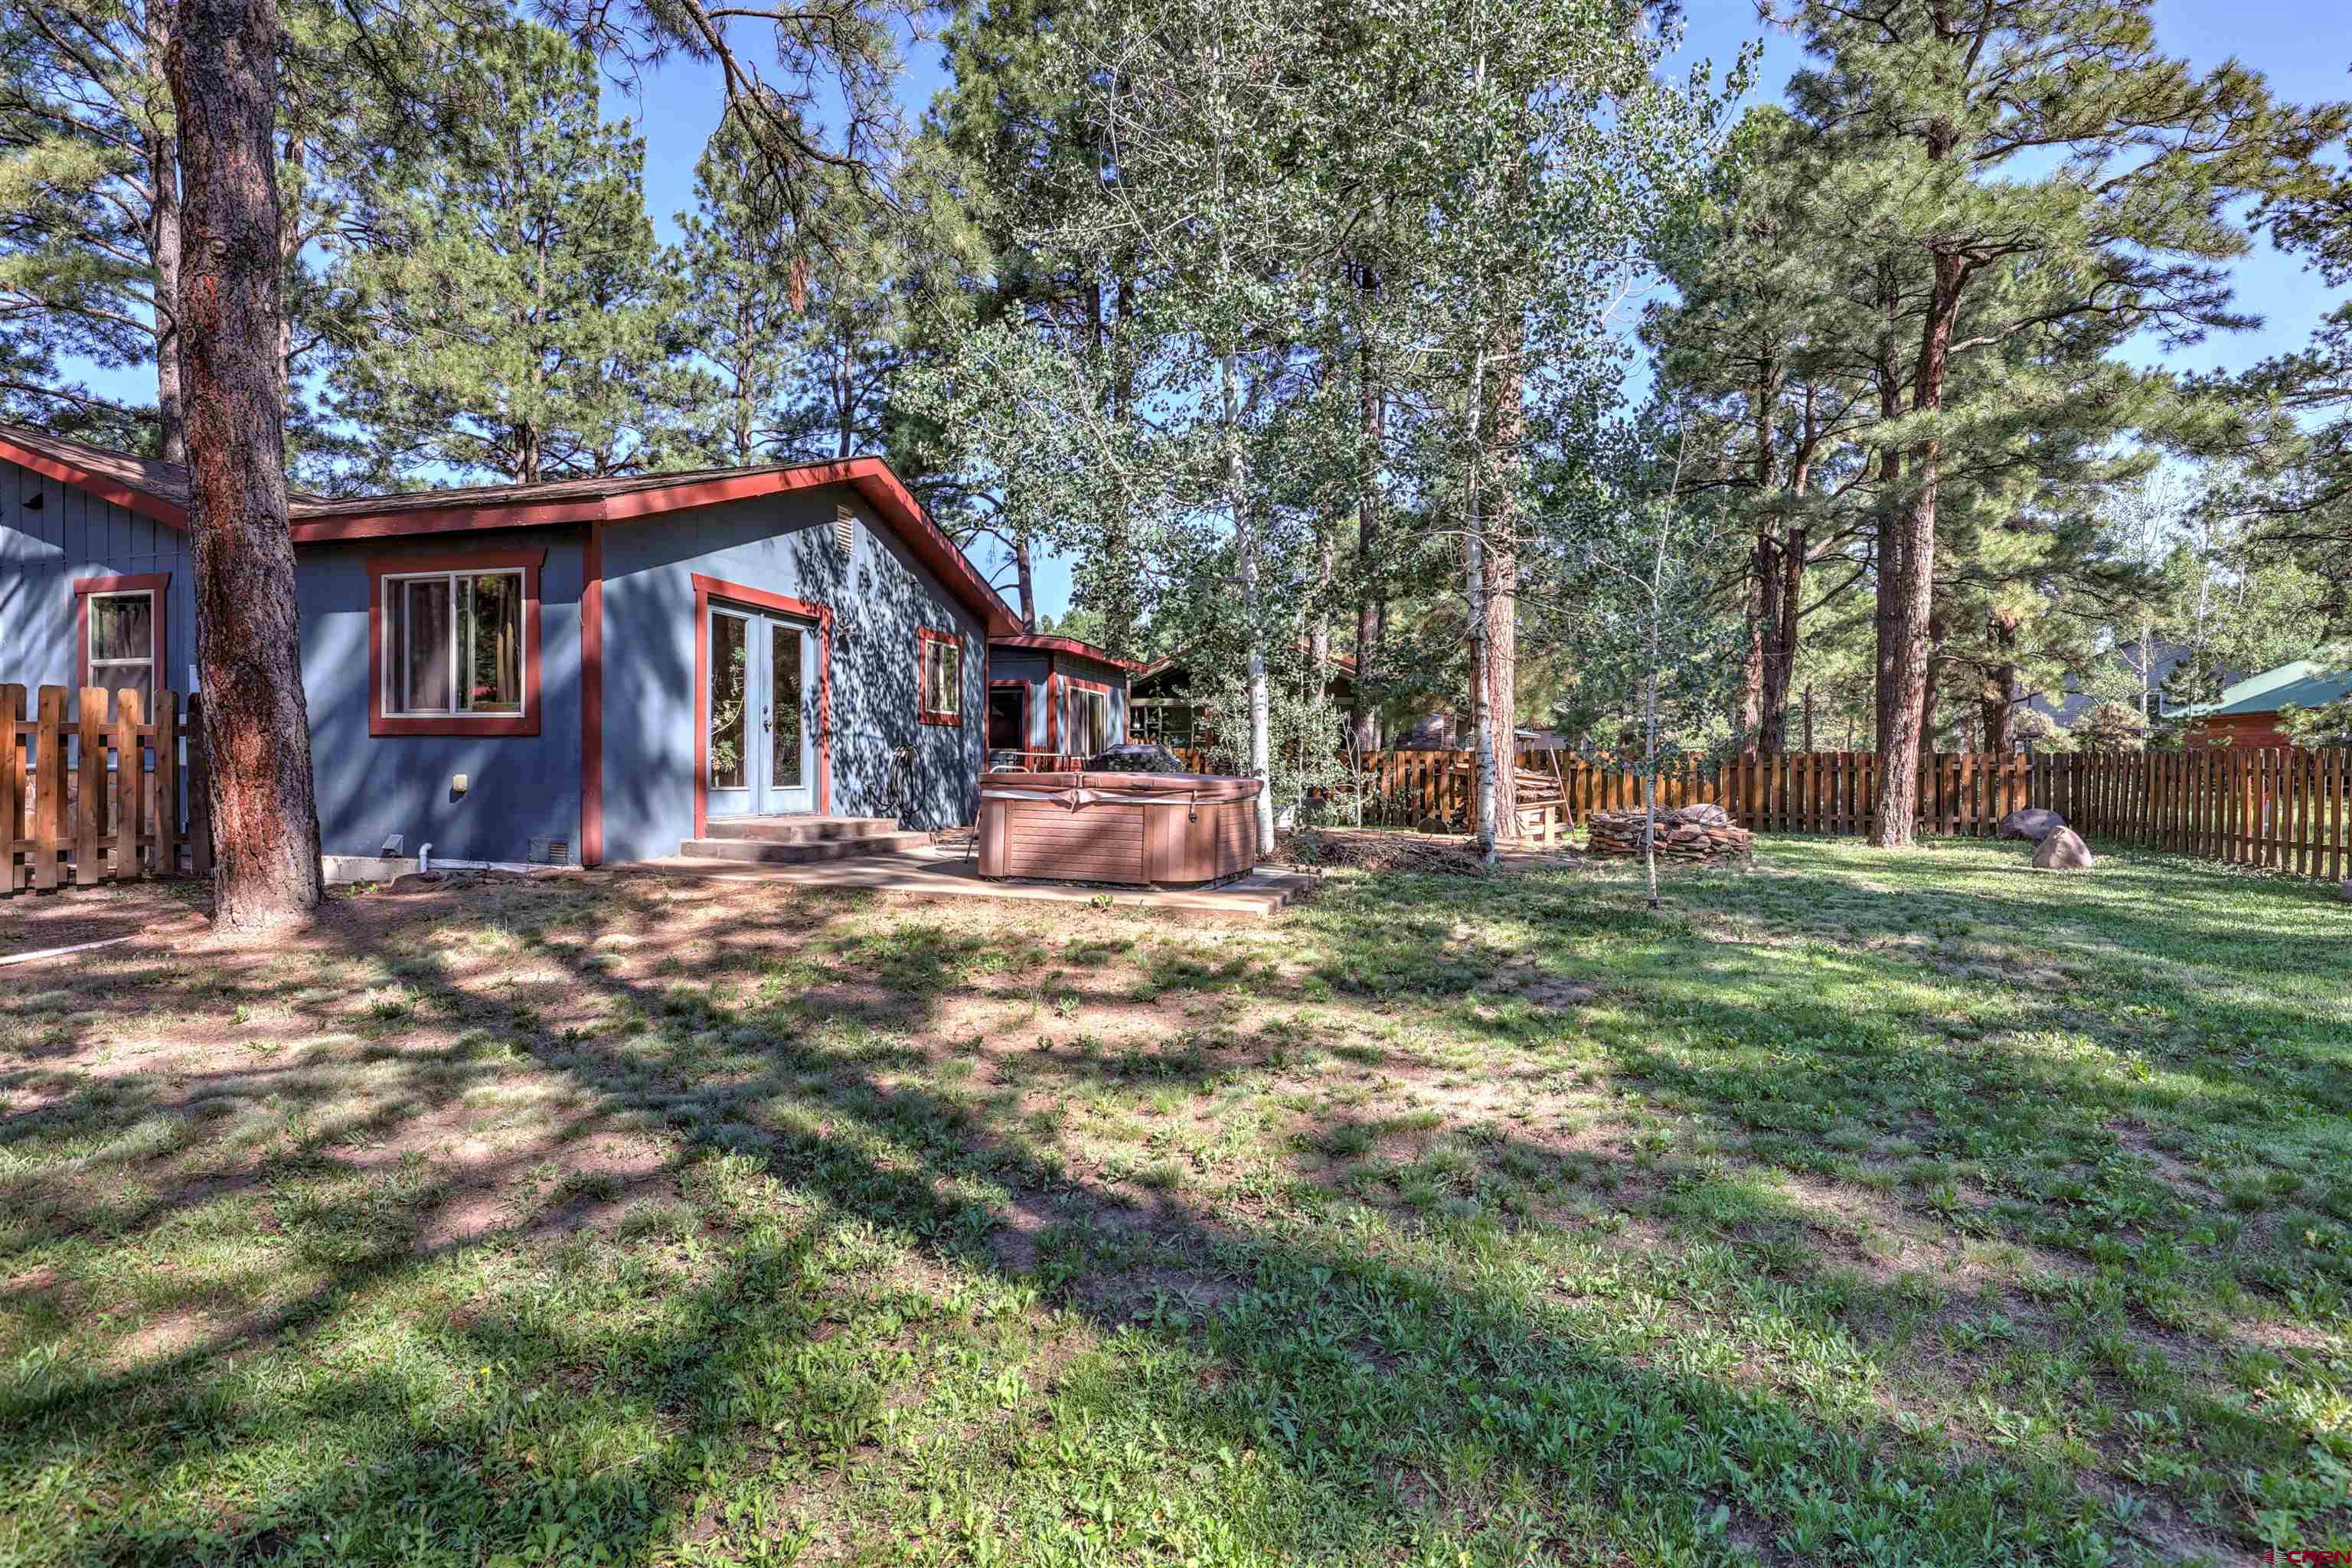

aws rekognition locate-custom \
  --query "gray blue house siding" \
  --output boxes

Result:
[599,488,984,862]
[988,648,1052,750]
[2,430,1004,870]
[0,456,196,696]
[1055,652,1129,750]
[985,643,1128,755]
[294,529,586,864]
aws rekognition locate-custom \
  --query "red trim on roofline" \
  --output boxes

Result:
[988,633,1145,673]
[289,460,1018,638]
[1,436,188,528]
[3,431,1016,641]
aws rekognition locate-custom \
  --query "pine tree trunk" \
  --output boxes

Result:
[1981,668,2014,754]
[1871,472,1935,846]
[168,0,325,934]
[1740,562,1767,742]
[145,6,185,466]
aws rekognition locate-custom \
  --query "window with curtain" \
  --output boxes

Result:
[384,571,525,716]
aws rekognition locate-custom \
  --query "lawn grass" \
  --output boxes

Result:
[2,838,2347,1566]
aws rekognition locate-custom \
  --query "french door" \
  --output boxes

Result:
[707,606,816,816]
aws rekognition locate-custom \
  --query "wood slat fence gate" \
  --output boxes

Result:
[1169,746,2352,884]
[2,684,214,894]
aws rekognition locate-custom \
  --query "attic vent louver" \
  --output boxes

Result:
[833,505,855,557]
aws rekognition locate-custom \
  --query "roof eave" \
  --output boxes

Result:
[0,432,187,528]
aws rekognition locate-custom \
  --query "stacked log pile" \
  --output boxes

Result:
[1586,805,1753,864]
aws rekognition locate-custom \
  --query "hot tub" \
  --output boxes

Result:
[977,770,1262,887]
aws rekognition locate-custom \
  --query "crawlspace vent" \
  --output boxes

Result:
[528,836,573,867]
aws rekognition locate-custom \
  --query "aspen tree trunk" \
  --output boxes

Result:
[1223,350,1273,848]
[1014,536,1037,633]
[168,0,325,934]
[1350,266,1385,752]
[1481,315,1521,838]
[1463,336,1497,865]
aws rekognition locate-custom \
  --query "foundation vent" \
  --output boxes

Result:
[834,505,856,557]
[528,836,573,867]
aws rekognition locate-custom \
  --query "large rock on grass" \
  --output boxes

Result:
[2031,826,2093,871]
[1998,808,2066,843]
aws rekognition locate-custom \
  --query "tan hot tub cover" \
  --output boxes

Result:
[977,770,1263,887]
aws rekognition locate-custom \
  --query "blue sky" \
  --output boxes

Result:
[62,2,2352,622]
[603,0,2347,620]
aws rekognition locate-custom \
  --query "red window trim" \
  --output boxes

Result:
[1062,672,1113,756]
[73,573,170,697]
[366,550,544,737]
[917,626,965,727]
[691,574,834,836]
[987,678,1031,751]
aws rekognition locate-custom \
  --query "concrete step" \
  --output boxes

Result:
[678,830,931,864]
[703,815,902,844]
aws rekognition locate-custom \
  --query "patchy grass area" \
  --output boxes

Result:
[2,839,2347,1566]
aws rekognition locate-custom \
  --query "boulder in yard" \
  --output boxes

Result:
[2031,827,2093,871]
[2340,879,2351,903]
[1998,808,2066,843]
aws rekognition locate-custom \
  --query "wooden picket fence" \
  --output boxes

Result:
[3,684,213,893]
[1170,746,2352,884]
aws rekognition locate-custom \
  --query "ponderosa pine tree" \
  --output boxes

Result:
[1773,0,2347,846]
[2,0,195,457]
[327,24,685,485]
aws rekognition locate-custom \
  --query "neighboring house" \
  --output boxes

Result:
[0,423,1018,866]
[2180,661,2352,747]
[1129,645,1357,747]
[985,634,1136,760]
[2025,638,2200,730]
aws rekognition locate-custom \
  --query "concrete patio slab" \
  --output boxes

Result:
[624,845,1318,917]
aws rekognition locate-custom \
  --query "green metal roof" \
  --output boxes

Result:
[2199,662,2352,717]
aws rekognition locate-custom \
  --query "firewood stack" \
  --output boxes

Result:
[1586,805,1754,865]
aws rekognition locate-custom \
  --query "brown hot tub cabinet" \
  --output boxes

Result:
[977,770,1262,887]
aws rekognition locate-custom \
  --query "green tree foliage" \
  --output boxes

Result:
[2278,694,2352,749]
[0,0,475,462]
[1753,0,2345,841]
[325,24,692,485]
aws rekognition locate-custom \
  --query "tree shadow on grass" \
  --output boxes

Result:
[0,870,2335,1563]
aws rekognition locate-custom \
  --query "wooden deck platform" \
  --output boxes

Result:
[626,844,1318,917]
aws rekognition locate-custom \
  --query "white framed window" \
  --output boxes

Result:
[383,570,526,717]
[87,590,156,698]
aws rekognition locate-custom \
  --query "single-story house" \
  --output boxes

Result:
[985,634,1136,760]
[0,423,1019,866]
[1129,644,1356,748]
[2180,660,2352,747]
